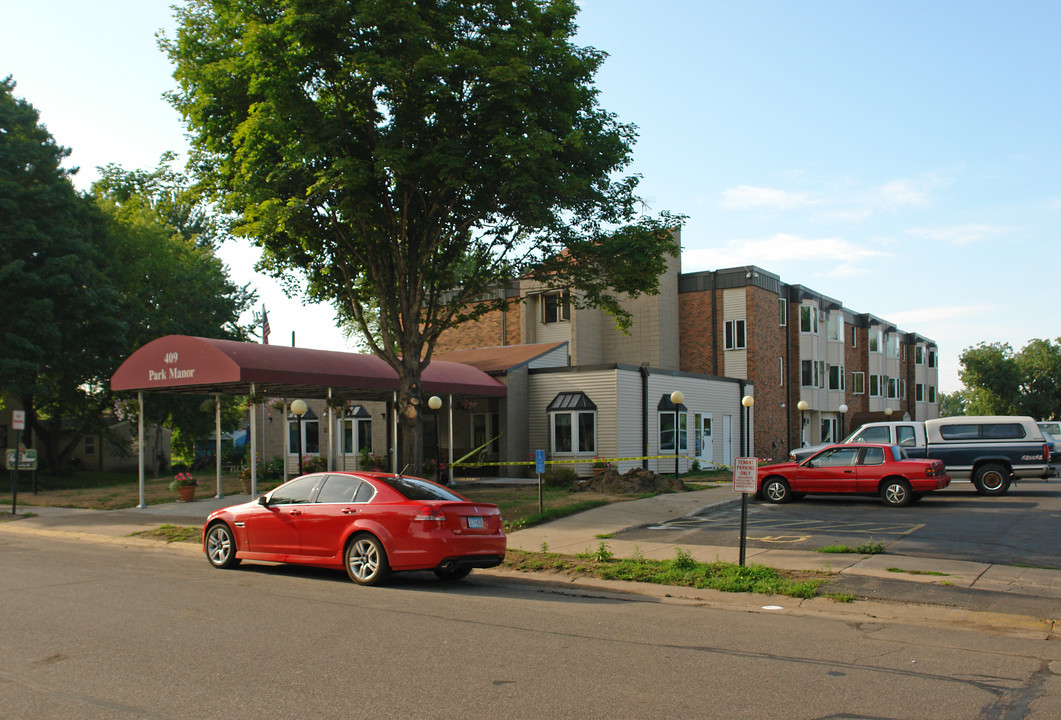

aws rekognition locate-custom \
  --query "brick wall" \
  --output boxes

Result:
[678,289,717,375]
[849,325,868,417]
[433,300,522,355]
[747,286,789,461]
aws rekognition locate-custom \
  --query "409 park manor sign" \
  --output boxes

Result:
[148,352,196,382]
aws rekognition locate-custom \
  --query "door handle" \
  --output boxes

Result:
[289,509,302,516]
[342,508,357,514]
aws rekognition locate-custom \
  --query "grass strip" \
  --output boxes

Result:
[129,524,201,544]
[504,548,826,598]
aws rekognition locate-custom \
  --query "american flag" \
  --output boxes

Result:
[262,309,271,345]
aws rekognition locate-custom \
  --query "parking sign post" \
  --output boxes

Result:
[733,456,758,566]
[535,450,546,513]
[11,410,25,515]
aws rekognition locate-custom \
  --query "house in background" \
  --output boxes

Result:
[69,419,172,474]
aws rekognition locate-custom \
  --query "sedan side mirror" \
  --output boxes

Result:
[257,495,270,507]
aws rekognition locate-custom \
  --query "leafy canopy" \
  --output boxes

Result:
[163,0,683,363]
[958,339,1061,419]
[163,1,684,469]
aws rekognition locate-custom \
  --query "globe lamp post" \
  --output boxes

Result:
[290,399,308,476]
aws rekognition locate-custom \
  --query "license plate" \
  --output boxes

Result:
[467,516,484,529]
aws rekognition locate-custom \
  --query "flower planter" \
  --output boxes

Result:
[177,485,196,502]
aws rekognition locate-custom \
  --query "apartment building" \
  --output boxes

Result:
[677,266,939,458]
[434,252,751,475]
[435,250,938,464]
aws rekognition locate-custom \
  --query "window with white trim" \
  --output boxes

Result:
[800,305,818,333]
[828,364,845,390]
[547,392,596,454]
[915,346,924,364]
[659,411,688,452]
[928,385,937,403]
[801,360,815,387]
[724,319,746,350]
[779,298,787,326]
[869,328,881,353]
[869,375,883,397]
[915,383,925,402]
[827,313,842,341]
[852,372,865,394]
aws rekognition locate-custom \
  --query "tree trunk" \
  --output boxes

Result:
[395,363,425,478]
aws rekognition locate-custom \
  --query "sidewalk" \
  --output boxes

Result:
[3,484,1060,635]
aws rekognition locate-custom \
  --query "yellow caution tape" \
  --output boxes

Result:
[452,454,706,468]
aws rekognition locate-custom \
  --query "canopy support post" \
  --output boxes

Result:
[215,393,222,498]
[137,391,146,509]
[448,395,454,485]
[249,383,257,497]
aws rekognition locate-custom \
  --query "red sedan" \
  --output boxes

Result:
[757,443,950,507]
[202,472,506,585]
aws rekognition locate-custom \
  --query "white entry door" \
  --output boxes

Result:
[722,413,733,467]
[694,413,714,466]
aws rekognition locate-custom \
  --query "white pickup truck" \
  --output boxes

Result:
[791,416,1056,495]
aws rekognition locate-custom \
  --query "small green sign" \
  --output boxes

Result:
[5,449,37,471]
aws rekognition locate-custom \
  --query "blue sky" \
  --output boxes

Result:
[4,1,1059,393]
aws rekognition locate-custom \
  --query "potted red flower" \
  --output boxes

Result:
[169,472,198,502]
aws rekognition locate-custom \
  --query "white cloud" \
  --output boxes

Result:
[884,304,998,326]
[877,179,932,209]
[907,224,1007,246]
[683,233,889,277]
[722,172,950,222]
[721,185,818,210]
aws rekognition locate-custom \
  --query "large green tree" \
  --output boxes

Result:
[92,159,256,471]
[958,339,1061,419]
[163,0,683,470]
[0,76,127,469]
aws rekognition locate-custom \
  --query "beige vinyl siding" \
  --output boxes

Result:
[614,370,644,473]
[528,369,618,476]
[528,344,569,369]
[721,287,748,379]
[646,373,745,474]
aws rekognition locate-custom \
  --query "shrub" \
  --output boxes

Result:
[301,455,327,473]
[543,466,579,488]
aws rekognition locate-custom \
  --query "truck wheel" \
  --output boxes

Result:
[973,463,1010,496]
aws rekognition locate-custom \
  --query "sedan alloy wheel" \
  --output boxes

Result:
[205,523,241,569]
[345,534,392,586]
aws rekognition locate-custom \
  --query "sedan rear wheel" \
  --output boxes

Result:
[344,534,392,586]
[762,477,791,503]
[205,523,241,569]
[881,478,913,507]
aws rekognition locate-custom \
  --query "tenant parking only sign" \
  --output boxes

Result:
[733,457,758,493]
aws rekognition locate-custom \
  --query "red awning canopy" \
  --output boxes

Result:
[110,335,507,400]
